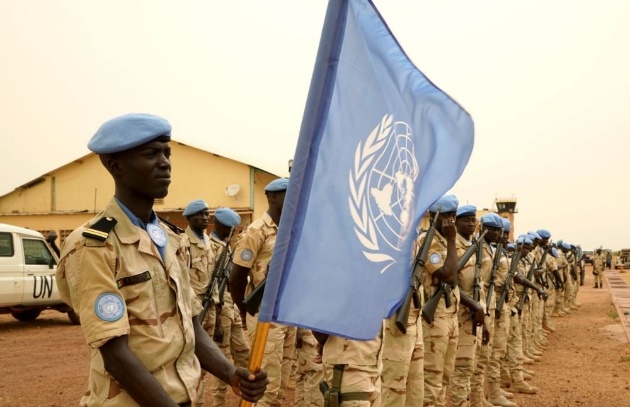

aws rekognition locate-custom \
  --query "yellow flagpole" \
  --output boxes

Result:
[239,321,270,407]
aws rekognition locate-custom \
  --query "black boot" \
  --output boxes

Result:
[594,283,598,288]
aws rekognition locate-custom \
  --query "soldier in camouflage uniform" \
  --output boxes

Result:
[447,204,486,406]
[206,208,251,407]
[56,113,267,406]
[295,328,324,407]
[417,194,462,407]
[593,249,605,288]
[319,330,383,407]
[231,178,296,407]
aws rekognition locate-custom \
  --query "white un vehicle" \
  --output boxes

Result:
[0,223,79,324]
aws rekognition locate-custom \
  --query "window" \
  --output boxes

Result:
[22,239,55,266]
[0,233,14,257]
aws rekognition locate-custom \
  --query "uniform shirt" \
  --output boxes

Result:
[593,253,605,271]
[232,212,277,297]
[416,229,460,316]
[56,198,202,406]
[185,226,212,300]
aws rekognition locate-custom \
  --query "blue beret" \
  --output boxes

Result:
[429,194,459,213]
[501,218,511,232]
[456,204,476,218]
[214,207,241,228]
[88,113,171,154]
[537,229,551,239]
[265,178,289,193]
[516,236,533,245]
[480,213,503,228]
[527,231,541,240]
[550,247,558,258]
[507,243,515,250]
[560,241,571,250]
[183,199,208,216]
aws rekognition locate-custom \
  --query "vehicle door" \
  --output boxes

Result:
[21,237,60,305]
[0,232,23,305]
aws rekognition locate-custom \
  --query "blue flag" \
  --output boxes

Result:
[258,0,474,340]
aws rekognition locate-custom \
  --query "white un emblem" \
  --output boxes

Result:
[348,114,419,274]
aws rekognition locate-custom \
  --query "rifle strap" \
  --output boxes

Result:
[322,364,371,404]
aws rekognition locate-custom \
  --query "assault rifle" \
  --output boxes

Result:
[243,277,266,316]
[485,241,503,316]
[517,255,536,315]
[535,242,552,289]
[395,208,441,333]
[454,229,487,334]
[472,231,486,335]
[199,228,235,323]
[495,243,522,318]
[421,282,451,325]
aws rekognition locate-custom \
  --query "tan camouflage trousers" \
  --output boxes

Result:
[247,314,297,407]
[543,287,556,327]
[505,309,524,383]
[422,312,458,407]
[594,269,604,286]
[487,307,510,384]
[381,313,423,407]
[469,310,495,407]
[210,307,250,407]
[520,298,532,354]
[196,306,219,407]
[295,331,324,407]
[322,363,381,407]
[447,307,478,407]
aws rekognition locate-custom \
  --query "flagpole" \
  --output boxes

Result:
[239,322,270,407]
[239,0,348,405]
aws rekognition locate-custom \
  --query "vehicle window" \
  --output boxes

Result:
[22,239,55,265]
[0,233,14,257]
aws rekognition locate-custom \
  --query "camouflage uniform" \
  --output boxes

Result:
[295,328,324,407]
[543,255,558,330]
[322,332,383,406]
[186,226,218,337]
[593,253,605,287]
[418,230,460,407]
[447,234,478,406]
[486,245,512,405]
[56,198,203,406]
[206,234,250,407]
[381,301,423,406]
[233,212,297,407]
[553,251,570,315]
[503,255,536,393]
[564,251,578,309]
[469,239,494,407]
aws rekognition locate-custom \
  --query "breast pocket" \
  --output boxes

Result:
[117,269,160,327]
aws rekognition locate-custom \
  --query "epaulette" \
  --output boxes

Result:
[83,217,117,242]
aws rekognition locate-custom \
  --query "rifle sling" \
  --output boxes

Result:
[330,364,370,402]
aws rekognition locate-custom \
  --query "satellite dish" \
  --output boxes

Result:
[225,184,240,197]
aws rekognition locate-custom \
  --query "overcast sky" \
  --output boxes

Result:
[1,1,628,251]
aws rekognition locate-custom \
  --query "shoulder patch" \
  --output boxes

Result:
[94,293,125,322]
[429,252,442,265]
[83,217,117,242]
[240,249,253,262]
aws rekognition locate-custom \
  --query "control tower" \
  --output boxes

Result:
[495,197,517,241]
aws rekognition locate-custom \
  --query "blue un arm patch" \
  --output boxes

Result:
[94,293,125,322]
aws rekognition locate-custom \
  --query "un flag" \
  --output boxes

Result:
[259,0,474,340]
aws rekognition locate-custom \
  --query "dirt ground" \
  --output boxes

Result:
[1,264,630,407]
